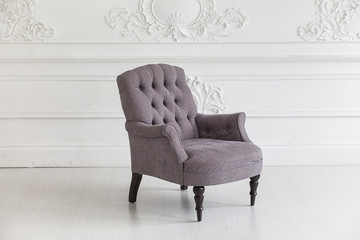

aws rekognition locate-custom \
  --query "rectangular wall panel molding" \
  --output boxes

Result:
[2,112,360,119]
[3,73,360,81]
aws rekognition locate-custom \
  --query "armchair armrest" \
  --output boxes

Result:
[125,121,188,162]
[195,112,252,142]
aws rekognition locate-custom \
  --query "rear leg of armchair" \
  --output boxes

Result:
[180,185,188,190]
[129,173,142,203]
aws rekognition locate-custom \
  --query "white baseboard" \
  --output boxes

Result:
[1,145,359,168]
[0,146,130,168]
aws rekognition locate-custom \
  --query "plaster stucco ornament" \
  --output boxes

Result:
[186,75,226,114]
[105,0,247,41]
[299,0,360,41]
[0,0,55,41]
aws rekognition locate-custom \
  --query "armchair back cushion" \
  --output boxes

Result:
[117,64,198,140]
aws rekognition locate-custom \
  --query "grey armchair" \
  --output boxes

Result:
[117,64,263,221]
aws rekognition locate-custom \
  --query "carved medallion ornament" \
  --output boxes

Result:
[186,76,226,114]
[0,0,55,41]
[298,0,360,41]
[105,0,248,41]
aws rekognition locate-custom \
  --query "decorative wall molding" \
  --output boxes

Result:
[1,111,360,119]
[3,73,360,82]
[0,0,55,41]
[186,75,226,113]
[5,55,360,62]
[298,0,360,41]
[105,0,247,42]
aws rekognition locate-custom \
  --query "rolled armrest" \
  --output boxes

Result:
[126,121,169,138]
[195,112,252,142]
[125,121,188,162]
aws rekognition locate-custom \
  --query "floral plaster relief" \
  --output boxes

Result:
[0,0,55,41]
[299,0,360,41]
[186,75,226,114]
[105,0,248,41]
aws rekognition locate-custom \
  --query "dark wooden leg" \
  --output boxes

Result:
[193,186,205,221]
[129,173,142,203]
[180,185,188,190]
[250,174,260,206]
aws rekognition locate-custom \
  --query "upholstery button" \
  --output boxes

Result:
[152,83,155,88]
[163,101,166,106]
[164,119,167,123]
[151,103,155,108]
[139,86,143,91]
[225,127,230,131]
[205,129,210,134]
[152,120,155,125]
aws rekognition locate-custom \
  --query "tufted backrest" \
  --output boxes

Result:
[117,64,199,140]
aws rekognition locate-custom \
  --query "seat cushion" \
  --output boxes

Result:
[182,138,263,186]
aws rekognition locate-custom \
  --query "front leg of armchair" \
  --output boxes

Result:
[250,174,260,206]
[129,173,142,203]
[193,186,205,221]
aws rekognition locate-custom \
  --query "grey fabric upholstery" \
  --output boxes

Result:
[125,121,187,184]
[118,64,198,140]
[196,113,252,142]
[182,139,262,186]
[117,64,263,186]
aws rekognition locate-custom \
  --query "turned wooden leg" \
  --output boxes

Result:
[193,186,205,221]
[249,174,260,206]
[180,185,188,190]
[129,173,142,203]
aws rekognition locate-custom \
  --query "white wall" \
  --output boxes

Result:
[1,0,360,167]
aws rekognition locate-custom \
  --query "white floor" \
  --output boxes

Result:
[0,166,360,240]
